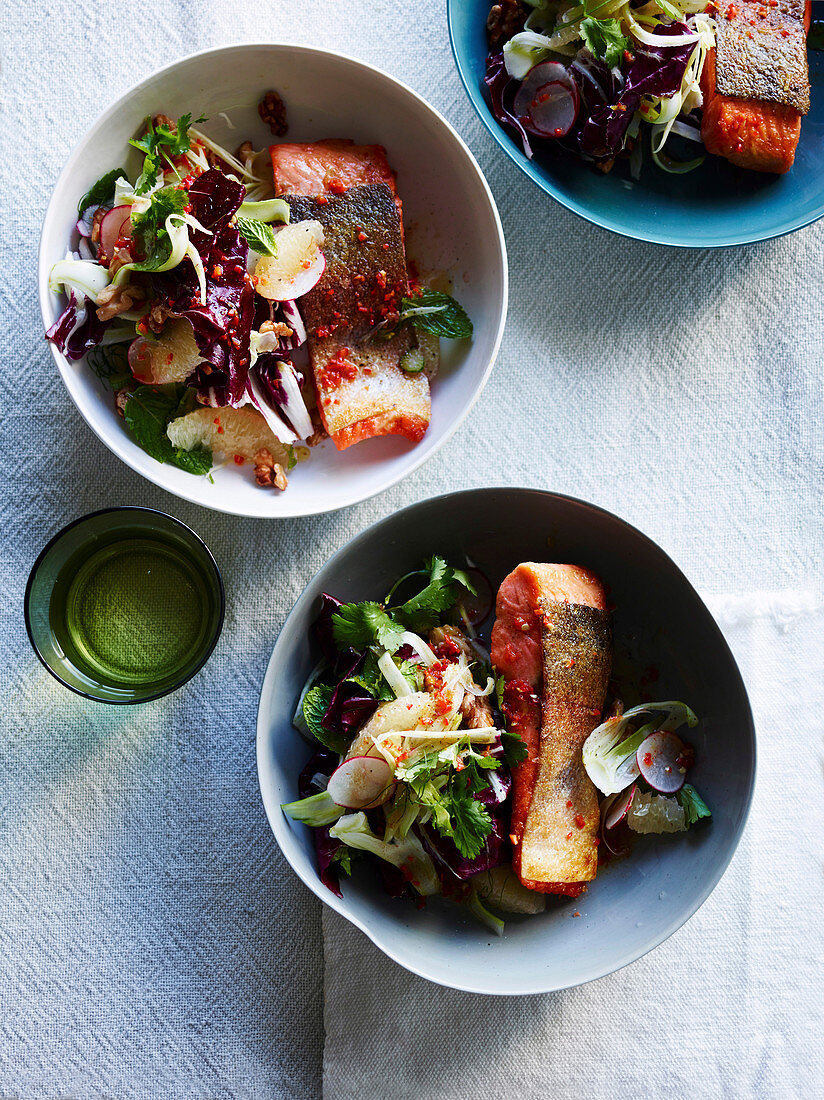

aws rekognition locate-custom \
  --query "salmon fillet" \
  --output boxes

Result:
[271,139,402,219]
[701,0,811,174]
[491,564,612,895]
[286,184,429,450]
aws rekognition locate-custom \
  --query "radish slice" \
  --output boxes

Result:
[636,731,694,794]
[514,61,577,117]
[99,205,132,260]
[524,81,579,139]
[327,756,395,810]
[605,783,636,829]
[254,221,326,301]
[599,794,625,856]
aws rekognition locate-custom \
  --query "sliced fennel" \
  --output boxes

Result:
[281,790,344,827]
[330,812,440,895]
[582,701,698,795]
[378,651,414,698]
[49,259,110,301]
[236,197,290,224]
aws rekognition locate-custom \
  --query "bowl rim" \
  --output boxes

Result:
[38,41,509,519]
[446,0,824,249]
[256,485,757,994]
[23,505,225,704]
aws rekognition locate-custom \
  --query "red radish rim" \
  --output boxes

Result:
[327,754,395,809]
[100,205,132,259]
[514,60,576,118]
[636,731,689,794]
[524,82,578,140]
[605,783,636,830]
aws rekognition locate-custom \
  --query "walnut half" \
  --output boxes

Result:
[258,89,288,136]
[254,448,288,491]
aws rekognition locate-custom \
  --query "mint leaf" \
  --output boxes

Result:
[78,168,125,215]
[580,17,629,68]
[332,603,405,653]
[236,217,279,256]
[123,384,212,476]
[398,290,472,340]
[130,187,188,270]
[301,683,350,753]
[677,784,712,825]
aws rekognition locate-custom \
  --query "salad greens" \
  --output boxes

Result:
[123,384,212,475]
[487,0,716,176]
[282,556,527,929]
[236,217,279,256]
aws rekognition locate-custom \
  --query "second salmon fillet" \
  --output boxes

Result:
[491,563,612,895]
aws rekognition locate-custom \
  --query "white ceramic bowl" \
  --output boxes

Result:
[39,44,507,518]
[258,489,755,994]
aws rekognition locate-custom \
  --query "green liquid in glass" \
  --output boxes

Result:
[50,536,211,687]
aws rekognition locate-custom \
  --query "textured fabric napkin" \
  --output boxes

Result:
[323,592,824,1100]
[1,0,822,1096]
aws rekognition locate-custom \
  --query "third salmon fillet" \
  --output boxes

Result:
[491,563,612,894]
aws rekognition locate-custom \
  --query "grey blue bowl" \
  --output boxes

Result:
[447,0,824,246]
[257,488,754,993]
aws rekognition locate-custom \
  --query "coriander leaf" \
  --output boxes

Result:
[677,784,712,825]
[134,150,161,196]
[332,602,405,654]
[580,17,629,68]
[451,567,478,596]
[123,384,212,476]
[501,729,529,767]
[398,289,473,339]
[302,684,350,753]
[395,555,462,632]
[130,187,188,270]
[236,217,279,256]
[349,650,395,702]
[443,774,493,860]
[131,114,198,194]
[331,847,353,877]
[78,168,126,215]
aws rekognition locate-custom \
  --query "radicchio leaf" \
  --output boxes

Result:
[46,292,112,361]
[484,52,534,159]
[299,751,346,897]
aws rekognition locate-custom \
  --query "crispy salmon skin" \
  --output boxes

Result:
[285,183,429,449]
[491,564,612,895]
[701,0,811,173]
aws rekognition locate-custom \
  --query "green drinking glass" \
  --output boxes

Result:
[25,507,225,704]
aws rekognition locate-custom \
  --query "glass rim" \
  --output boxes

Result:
[24,505,226,705]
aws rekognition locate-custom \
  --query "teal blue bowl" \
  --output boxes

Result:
[448,0,824,246]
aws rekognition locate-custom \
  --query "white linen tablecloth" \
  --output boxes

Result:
[0,1,821,1097]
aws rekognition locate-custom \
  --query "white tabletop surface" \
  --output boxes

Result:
[1,1,821,1097]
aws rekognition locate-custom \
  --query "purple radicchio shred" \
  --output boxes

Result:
[46,292,112,361]
[570,28,696,160]
[321,652,379,739]
[484,52,534,159]
[255,354,289,404]
[298,751,345,897]
[153,169,254,404]
[312,593,361,672]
